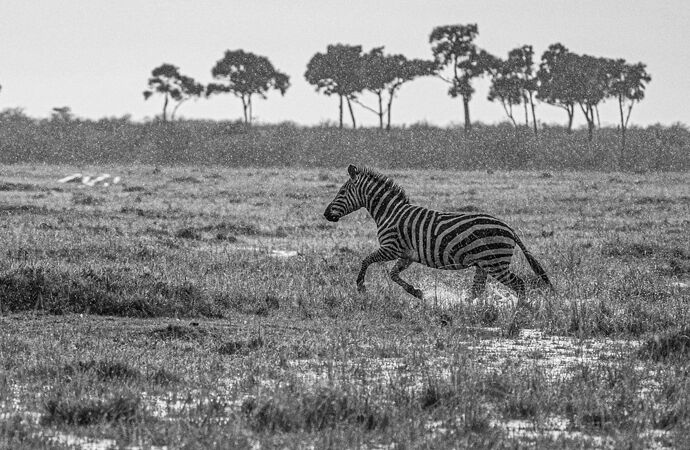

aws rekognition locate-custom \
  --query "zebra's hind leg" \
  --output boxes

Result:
[501,272,527,307]
[470,267,488,299]
[490,268,531,336]
[390,258,423,299]
[486,266,527,307]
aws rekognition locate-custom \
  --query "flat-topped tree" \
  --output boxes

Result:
[430,24,494,133]
[143,64,203,122]
[571,54,611,141]
[608,59,651,159]
[207,50,290,125]
[537,43,578,133]
[358,47,436,130]
[505,45,539,136]
[305,44,365,128]
[487,57,523,129]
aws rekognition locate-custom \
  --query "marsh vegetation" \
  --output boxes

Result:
[0,165,688,448]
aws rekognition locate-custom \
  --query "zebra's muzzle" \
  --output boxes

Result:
[323,208,339,222]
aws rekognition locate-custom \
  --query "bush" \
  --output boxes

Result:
[0,265,224,318]
[0,113,687,171]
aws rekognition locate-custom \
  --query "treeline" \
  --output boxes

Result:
[137,24,651,147]
[0,109,686,171]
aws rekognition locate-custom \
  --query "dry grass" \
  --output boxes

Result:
[0,164,688,447]
[0,111,688,171]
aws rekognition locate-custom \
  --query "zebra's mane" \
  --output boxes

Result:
[359,167,410,204]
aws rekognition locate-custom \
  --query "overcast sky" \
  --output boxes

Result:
[1,0,688,128]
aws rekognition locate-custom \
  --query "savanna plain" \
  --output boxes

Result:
[0,163,689,449]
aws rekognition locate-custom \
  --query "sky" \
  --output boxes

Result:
[1,0,688,128]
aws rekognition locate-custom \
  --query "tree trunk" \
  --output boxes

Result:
[241,96,249,124]
[377,93,384,130]
[587,107,595,141]
[566,105,574,133]
[501,100,517,129]
[595,105,601,129]
[162,93,169,122]
[386,89,394,131]
[579,103,595,141]
[171,100,182,121]
[248,95,253,125]
[338,95,343,129]
[462,96,471,133]
[618,96,626,167]
[529,93,538,136]
[347,97,356,129]
[523,99,529,128]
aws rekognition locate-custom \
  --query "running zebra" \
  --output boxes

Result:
[323,165,553,303]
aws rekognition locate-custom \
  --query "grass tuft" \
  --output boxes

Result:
[42,393,141,426]
[68,360,141,381]
[639,327,690,360]
[148,324,208,341]
[0,266,225,318]
[175,227,202,240]
[218,336,264,355]
[0,182,37,191]
[242,388,389,432]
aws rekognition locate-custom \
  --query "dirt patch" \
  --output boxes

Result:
[148,324,208,341]
[638,327,690,360]
[218,337,264,356]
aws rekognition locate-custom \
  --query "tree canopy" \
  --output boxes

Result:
[143,64,204,122]
[207,50,290,124]
[430,24,494,132]
[537,43,579,132]
[358,48,436,129]
[607,59,652,156]
[487,57,523,128]
[304,44,365,128]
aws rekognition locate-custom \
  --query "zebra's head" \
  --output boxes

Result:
[323,164,362,222]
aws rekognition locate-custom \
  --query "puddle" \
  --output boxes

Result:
[491,416,615,447]
[468,328,637,382]
[420,282,517,308]
[48,432,117,450]
[271,249,298,258]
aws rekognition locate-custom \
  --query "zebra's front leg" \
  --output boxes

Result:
[390,258,423,299]
[356,248,398,293]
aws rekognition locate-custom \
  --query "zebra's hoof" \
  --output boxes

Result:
[412,289,424,299]
[357,283,366,294]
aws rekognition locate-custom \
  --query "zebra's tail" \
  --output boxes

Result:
[514,233,555,293]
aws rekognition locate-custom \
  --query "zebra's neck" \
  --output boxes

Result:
[362,183,408,229]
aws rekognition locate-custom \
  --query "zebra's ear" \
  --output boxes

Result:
[347,164,359,180]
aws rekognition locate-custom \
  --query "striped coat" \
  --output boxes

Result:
[324,165,553,302]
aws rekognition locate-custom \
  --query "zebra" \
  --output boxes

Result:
[323,165,553,304]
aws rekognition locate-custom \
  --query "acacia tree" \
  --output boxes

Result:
[357,48,436,129]
[305,44,365,128]
[207,50,290,125]
[571,54,610,141]
[487,58,523,129]
[505,45,539,135]
[537,43,578,132]
[430,24,493,132]
[608,59,651,158]
[143,64,204,122]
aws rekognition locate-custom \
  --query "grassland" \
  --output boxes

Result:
[1,110,688,171]
[0,164,688,448]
